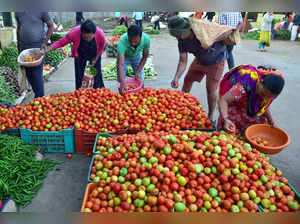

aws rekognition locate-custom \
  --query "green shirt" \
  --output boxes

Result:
[117,33,150,59]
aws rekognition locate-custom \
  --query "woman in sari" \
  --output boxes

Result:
[217,64,285,134]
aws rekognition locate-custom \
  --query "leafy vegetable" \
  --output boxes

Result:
[102,61,157,80]
[0,75,16,104]
[112,25,128,36]
[0,45,19,72]
[45,49,64,68]
[0,135,58,207]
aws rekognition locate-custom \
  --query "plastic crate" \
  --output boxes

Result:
[75,129,126,154]
[81,183,97,212]
[87,155,96,182]
[92,133,113,155]
[20,127,75,153]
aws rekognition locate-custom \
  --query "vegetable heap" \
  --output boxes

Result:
[112,25,128,37]
[0,75,16,104]
[84,130,300,212]
[0,67,21,97]
[0,135,57,207]
[102,61,157,80]
[45,49,65,68]
[0,88,212,133]
[0,45,19,72]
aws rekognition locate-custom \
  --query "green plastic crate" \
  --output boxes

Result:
[92,133,114,154]
[20,127,75,153]
[0,128,20,137]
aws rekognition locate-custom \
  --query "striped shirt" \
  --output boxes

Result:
[218,12,243,28]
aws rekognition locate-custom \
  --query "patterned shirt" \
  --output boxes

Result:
[218,12,243,28]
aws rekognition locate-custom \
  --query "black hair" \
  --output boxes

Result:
[262,74,285,95]
[257,65,277,71]
[128,25,142,38]
[80,20,96,34]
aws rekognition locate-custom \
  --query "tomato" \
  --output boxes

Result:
[67,153,72,159]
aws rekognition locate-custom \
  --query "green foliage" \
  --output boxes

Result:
[112,25,128,36]
[45,50,64,68]
[0,45,19,72]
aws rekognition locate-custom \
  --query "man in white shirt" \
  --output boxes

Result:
[218,12,243,70]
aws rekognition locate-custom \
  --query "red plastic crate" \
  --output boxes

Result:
[75,129,127,154]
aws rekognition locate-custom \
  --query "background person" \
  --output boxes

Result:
[218,12,243,70]
[117,25,150,93]
[15,12,54,98]
[44,20,106,90]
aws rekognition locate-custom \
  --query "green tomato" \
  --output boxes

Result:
[147,184,155,192]
[177,176,187,186]
[236,153,242,160]
[195,164,203,174]
[205,151,211,157]
[140,157,147,164]
[253,197,261,204]
[200,207,208,212]
[244,143,252,151]
[231,205,240,213]
[261,199,271,208]
[101,172,108,180]
[174,202,186,212]
[208,188,218,197]
[269,205,277,212]
[135,178,142,186]
[142,177,151,186]
[211,166,217,174]
[260,175,268,184]
[181,134,189,141]
[237,201,244,208]
[249,190,257,199]
[149,157,158,164]
[164,146,172,155]
[228,149,236,157]
[168,135,177,144]
[232,168,240,175]
[212,139,219,146]
[214,146,222,154]
[204,167,211,174]
[226,144,233,150]
[118,176,125,183]
[215,197,222,205]
[95,163,103,170]
[120,167,128,177]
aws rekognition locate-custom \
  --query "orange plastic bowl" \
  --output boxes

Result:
[245,124,290,154]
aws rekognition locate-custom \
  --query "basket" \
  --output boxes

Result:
[81,183,97,212]
[118,78,143,93]
[245,124,290,154]
[20,127,75,153]
[92,133,113,154]
[18,48,44,67]
[75,129,125,154]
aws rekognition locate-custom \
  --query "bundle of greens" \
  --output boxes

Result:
[0,75,17,104]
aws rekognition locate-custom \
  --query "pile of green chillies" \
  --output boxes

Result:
[0,135,58,207]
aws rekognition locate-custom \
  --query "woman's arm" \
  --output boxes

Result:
[264,109,275,126]
[171,52,188,88]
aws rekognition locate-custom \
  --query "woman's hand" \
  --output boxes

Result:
[171,78,179,89]
[223,118,237,134]
[91,58,97,67]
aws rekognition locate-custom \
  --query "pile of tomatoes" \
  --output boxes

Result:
[25,56,40,62]
[251,137,272,147]
[0,88,212,133]
[84,130,300,212]
[107,35,121,44]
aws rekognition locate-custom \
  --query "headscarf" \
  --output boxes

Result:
[168,16,191,37]
[219,64,284,118]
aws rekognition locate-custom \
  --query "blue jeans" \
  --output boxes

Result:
[226,45,235,70]
[24,63,44,98]
[118,55,144,81]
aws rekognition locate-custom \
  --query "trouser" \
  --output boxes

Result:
[24,63,44,98]
[226,45,235,70]
[117,55,145,82]
[258,42,266,49]
[74,56,105,90]
[291,25,299,41]
[154,21,160,30]
[135,19,142,28]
